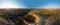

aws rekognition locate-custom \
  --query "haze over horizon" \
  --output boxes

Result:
[0,0,60,8]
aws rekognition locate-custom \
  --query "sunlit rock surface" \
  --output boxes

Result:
[0,9,60,25]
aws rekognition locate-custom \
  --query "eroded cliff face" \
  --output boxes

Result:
[0,9,60,25]
[26,9,60,25]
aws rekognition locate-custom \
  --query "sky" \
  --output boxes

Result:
[0,0,60,8]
